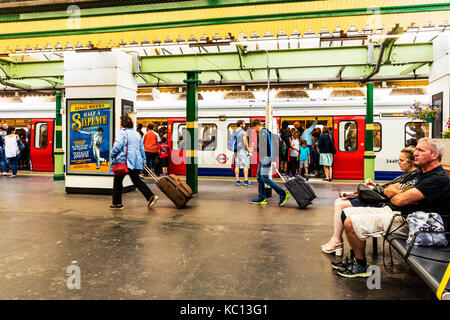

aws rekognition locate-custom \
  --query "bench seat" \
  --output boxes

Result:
[390,238,450,300]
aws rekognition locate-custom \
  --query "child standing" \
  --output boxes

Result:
[299,140,311,177]
[159,136,169,176]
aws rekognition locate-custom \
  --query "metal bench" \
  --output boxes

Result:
[384,214,450,300]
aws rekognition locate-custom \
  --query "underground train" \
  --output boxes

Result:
[0,89,435,180]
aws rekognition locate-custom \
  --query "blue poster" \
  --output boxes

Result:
[67,100,113,175]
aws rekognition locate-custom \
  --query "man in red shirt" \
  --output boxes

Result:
[143,123,160,172]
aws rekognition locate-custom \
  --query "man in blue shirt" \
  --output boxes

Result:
[301,117,318,148]
[302,117,318,175]
[232,120,253,186]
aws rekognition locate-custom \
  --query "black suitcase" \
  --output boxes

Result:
[278,170,316,209]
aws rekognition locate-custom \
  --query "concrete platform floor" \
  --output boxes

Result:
[0,173,431,300]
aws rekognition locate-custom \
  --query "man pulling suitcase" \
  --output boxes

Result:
[249,119,291,206]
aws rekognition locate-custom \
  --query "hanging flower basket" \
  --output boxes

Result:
[404,101,440,123]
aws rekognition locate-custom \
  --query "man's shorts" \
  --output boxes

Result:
[299,160,308,168]
[234,150,249,167]
[343,206,408,240]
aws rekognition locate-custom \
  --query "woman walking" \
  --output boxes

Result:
[318,127,334,182]
[110,115,158,209]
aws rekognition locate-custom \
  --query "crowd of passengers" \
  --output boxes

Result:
[0,123,32,178]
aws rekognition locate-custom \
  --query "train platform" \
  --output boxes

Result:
[0,173,431,300]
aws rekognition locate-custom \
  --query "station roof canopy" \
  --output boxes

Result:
[0,23,441,91]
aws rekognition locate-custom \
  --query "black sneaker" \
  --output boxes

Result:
[336,261,371,278]
[331,256,354,272]
[110,204,124,209]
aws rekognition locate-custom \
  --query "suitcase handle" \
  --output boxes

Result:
[144,164,159,182]
[276,169,287,183]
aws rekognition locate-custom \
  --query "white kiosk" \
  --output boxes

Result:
[430,32,450,137]
[64,50,137,194]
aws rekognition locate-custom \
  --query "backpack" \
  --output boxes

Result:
[406,211,448,246]
[279,136,287,157]
[228,130,238,152]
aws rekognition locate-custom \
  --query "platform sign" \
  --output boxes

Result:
[67,99,114,175]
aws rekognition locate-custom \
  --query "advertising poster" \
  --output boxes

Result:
[67,99,113,175]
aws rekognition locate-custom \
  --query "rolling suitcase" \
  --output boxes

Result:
[144,165,193,209]
[277,170,316,209]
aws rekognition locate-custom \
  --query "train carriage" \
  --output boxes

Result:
[0,89,433,180]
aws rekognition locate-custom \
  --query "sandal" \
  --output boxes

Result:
[322,242,344,256]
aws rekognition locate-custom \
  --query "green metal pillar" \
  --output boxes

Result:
[364,83,376,181]
[54,91,65,180]
[184,71,199,194]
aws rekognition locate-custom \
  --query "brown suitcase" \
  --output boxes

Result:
[144,165,193,209]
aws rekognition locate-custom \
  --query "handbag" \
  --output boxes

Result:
[357,183,389,205]
[406,211,448,246]
[16,135,25,151]
[329,135,336,154]
[112,131,129,176]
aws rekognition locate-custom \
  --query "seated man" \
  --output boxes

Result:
[334,138,450,278]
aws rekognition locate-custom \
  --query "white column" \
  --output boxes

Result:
[429,31,450,135]
[64,50,138,194]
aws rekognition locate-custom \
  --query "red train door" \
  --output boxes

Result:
[249,116,280,177]
[30,118,54,172]
[332,116,365,179]
[167,117,186,175]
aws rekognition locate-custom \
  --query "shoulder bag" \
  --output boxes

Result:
[357,183,389,205]
[112,131,129,176]
[329,135,336,154]
[16,135,25,151]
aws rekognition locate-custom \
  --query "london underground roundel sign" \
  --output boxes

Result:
[216,154,228,164]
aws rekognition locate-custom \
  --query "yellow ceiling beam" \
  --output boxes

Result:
[0,0,445,34]
[1,10,448,54]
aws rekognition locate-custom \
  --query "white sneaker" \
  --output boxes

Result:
[148,195,159,209]
[2,172,7,176]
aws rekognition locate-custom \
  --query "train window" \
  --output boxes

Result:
[338,121,358,152]
[0,119,32,129]
[172,122,186,151]
[200,124,217,151]
[373,123,382,152]
[137,118,168,135]
[34,122,48,149]
[405,122,431,147]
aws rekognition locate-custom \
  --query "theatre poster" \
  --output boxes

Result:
[67,99,114,175]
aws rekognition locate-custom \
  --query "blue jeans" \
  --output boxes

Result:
[256,156,285,200]
[7,156,19,175]
[0,148,5,173]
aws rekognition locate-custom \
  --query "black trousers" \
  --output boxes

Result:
[288,156,299,175]
[145,152,158,170]
[112,169,154,205]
